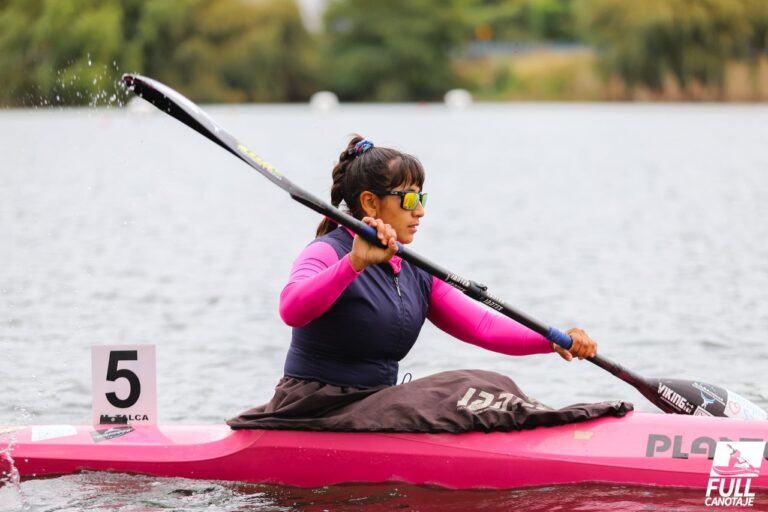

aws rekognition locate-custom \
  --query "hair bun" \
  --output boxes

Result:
[349,139,374,157]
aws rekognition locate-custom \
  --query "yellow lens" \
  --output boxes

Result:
[402,192,419,210]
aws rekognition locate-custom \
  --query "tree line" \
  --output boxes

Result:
[1,0,767,106]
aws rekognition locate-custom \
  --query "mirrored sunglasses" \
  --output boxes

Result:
[373,190,428,210]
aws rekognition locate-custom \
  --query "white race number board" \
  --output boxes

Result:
[91,345,157,426]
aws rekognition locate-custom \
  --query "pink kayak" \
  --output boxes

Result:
[2,411,767,490]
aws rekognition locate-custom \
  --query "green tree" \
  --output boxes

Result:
[576,0,768,94]
[136,0,318,102]
[0,0,125,105]
[529,0,576,40]
[0,0,318,106]
[322,0,467,101]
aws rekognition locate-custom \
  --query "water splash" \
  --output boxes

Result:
[0,444,20,487]
[0,404,31,510]
[20,58,130,108]
[0,432,28,511]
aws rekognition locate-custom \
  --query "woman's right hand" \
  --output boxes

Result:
[349,217,398,271]
[552,327,598,361]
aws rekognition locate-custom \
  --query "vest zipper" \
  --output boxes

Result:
[393,271,406,358]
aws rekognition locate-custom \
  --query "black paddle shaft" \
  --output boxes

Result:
[121,74,766,420]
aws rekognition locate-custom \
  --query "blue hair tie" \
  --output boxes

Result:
[352,139,374,156]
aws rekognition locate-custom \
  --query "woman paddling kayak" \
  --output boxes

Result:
[228,136,629,432]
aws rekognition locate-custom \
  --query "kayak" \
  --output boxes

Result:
[2,411,767,490]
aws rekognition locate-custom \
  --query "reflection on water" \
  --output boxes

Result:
[1,103,768,510]
[0,472,751,512]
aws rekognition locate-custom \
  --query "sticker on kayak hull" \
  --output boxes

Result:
[30,425,78,442]
[91,426,134,443]
[0,426,27,437]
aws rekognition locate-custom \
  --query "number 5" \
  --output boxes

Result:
[105,350,141,408]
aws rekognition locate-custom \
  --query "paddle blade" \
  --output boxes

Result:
[122,74,240,158]
[640,378,767,420]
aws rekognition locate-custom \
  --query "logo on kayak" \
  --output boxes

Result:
[646,434,768,460]
[705,441,765,507]
[91,426,134,443]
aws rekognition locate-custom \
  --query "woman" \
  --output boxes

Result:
[228,136,628,432]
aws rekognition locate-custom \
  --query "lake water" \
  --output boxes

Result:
[1,101,768,510]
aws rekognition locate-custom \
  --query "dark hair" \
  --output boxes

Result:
[316,135,425,237]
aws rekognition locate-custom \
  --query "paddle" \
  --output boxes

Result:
[121,73,767,420]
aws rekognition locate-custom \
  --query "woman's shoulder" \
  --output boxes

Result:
[310,226,353,257]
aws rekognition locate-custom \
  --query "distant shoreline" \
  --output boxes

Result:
[455,48,768,103]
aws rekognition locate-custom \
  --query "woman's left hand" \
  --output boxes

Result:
[552,327,598,361]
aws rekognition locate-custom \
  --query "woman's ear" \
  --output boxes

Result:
[359,191,378,217]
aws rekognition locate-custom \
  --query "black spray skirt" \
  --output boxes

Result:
[227,369,632,433]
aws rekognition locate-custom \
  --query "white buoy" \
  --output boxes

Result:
[310,91,339,111]
[444,89,473,109]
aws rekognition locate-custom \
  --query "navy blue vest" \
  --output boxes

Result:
[284,227,433,388]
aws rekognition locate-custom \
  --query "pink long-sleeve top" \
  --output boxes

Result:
[280,240,554,357]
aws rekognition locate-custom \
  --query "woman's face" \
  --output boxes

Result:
[361,183,425,244]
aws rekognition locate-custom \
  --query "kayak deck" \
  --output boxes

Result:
[1,412,766,489]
